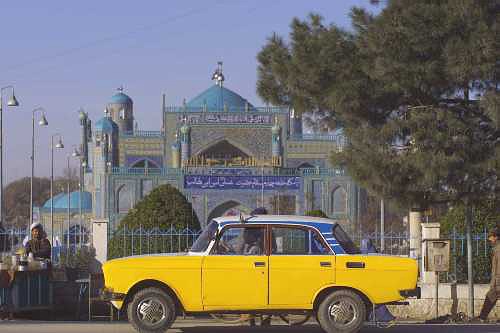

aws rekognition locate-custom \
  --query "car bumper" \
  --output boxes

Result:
[399,287,421,299]
[100,287,126,301]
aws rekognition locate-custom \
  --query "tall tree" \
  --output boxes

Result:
[257,0,499,210]
[257,0,499,316]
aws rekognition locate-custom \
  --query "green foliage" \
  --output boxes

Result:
[108,184,200,259]
[60,246,96,271]
[438,202,499,283]
[257,1,499,212]
[305,210,328,218]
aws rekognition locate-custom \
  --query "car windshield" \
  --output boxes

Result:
[332,224,360,254]
[190,220,218,252]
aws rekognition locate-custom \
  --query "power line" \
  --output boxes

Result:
[3,0,231,74]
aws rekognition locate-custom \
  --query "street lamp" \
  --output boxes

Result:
[69,147,81,250]
[30,107,48,229]
[0,86,19,227]
[50,134,64,257]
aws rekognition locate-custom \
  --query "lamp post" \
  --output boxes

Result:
[0,86,19,227]
[30,108,48,229]
[70,147,81,250]
[50,134,64,256]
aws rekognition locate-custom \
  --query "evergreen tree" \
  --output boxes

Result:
[257,0,499,211]
[108,184,199,258]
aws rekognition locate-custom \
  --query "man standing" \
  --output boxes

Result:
[478,227,500,321]
[25,222,52,260]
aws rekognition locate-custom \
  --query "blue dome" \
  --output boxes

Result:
[187,85,253,111]
[43,191,92,210]
[42,193,65,209]
[110,92,133,104]
[95,116,118,133]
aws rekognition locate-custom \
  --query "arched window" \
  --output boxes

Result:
[117,184,133,213]
[331,187,347,214]
[130,159,160,169]
[297,162,314,169]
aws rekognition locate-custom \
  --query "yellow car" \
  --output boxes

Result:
[102,215,419,333]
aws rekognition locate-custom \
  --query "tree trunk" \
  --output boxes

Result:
[465,204,474,318]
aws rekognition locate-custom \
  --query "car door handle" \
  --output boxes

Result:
[346,262,365,269]
[320,262,332,267]
[254,262,266,268]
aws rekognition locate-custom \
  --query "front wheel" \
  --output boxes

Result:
[127,287,177,333]
[317,290,366,333]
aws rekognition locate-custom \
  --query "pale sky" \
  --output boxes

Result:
[0,0,380,182]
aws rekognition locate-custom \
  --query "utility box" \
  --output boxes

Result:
[423,239,450,272]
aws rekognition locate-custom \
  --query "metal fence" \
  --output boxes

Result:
[2,226,493,283]
[107,226,202,259]
[0,227,92,264]
[355,228,492,283]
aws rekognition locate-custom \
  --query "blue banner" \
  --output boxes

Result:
[184,175,301,190]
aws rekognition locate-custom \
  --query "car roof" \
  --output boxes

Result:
[213,215,345,254]
[214,214,337,225]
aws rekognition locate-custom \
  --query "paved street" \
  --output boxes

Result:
[0,320,499,333]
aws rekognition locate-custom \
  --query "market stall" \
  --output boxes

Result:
[0,257,53,315]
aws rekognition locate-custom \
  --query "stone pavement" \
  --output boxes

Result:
[0,319,499,333]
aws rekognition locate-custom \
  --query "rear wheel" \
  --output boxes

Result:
[127,287,176,333]
[317,290,366,333]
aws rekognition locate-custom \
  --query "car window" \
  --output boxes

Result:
[190,220,218,252]
[271,226,330,255]
[332,224,360,254]
[212,226,265,256]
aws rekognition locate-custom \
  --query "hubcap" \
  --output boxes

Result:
[137,297,166,326]
[328,299,357,327]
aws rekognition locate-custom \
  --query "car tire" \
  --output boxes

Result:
[127,287,176,333]
[317,290,366,333]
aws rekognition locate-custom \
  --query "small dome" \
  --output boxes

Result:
[42,193,66,209]
[110,92,133,104]
[43,191,92,210]
[187,85,253,111]
[95,116,118,133]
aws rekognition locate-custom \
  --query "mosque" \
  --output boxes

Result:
[35,63,362,237]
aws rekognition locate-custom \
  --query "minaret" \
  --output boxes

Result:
[272,116,282,166]
[108,86,134,133]
[180,119,191,167]
[289,108,303,137]
[171,133,181,168]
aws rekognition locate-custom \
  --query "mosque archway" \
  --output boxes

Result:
[116,184,133,213]
[297,162,315,169]
[207,200,252,222]
[130,158,160,169]
[331,186,347,214]
[196,139,251,166]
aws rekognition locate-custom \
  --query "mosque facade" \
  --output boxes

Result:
[37,64,362,237]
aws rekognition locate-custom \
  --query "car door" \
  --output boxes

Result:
[202,224,268,310]
[268,225,335,308]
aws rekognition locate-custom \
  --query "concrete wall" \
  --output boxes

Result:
[388,283,500,320]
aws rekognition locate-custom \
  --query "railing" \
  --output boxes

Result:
[289,134,347,144]
[164,105,289,113]
[353,228,493,283]
[110,166,345,177]
[108,226,202,259]
[111,167,182,176]
[0,228,91,265]
[120,130,163,137]
[2,226,492,283]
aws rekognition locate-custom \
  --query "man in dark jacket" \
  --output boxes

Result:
[25,222,51,260]
[478,227,500,321]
